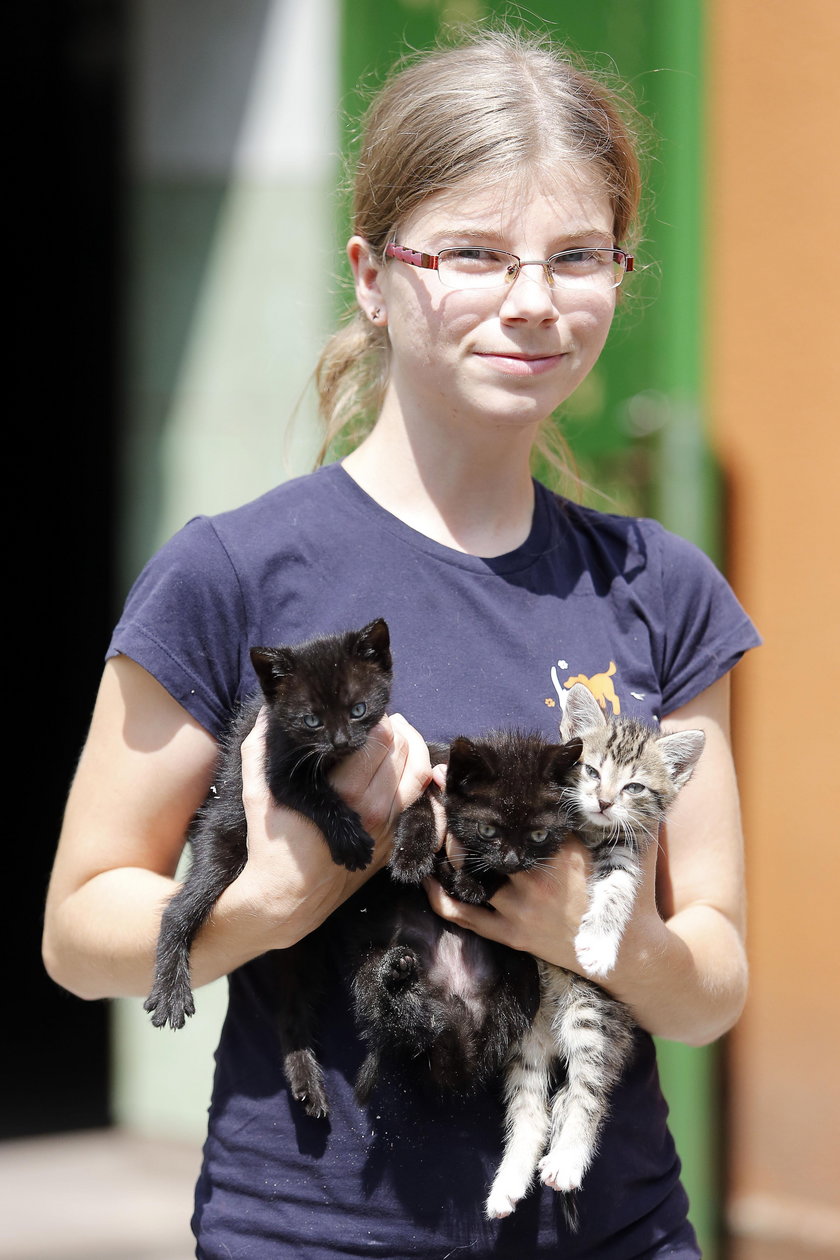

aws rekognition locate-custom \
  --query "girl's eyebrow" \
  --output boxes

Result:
[428,224,615,246]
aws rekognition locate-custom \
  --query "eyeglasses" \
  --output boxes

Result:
[384,243,633,292]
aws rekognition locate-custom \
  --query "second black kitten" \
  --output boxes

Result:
[349,729,582,1103]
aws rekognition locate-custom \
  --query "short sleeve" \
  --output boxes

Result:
[647,522,762,714]
[107,516,250,734]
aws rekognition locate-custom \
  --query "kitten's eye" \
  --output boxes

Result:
[623,782,646,795]
[477,823,498,839]
[350,701,367,719]
[583,764,600,782]
[303,713,323,729]
[529,828,549,844]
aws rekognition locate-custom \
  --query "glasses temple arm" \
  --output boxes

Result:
[384,244,439,271]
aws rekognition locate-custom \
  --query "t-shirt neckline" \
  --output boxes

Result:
[324,461,558,576]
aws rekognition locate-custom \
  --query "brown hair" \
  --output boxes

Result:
[315,26,645,477]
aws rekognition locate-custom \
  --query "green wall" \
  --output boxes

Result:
[113,0,340,1143]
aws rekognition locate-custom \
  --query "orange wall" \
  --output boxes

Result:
[707,0,840,1252]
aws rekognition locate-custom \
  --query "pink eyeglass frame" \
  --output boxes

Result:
[384,242,635,284]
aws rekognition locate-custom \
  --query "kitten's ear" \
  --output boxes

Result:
[656,729,706,787]
[354,618,392,669]
[543,737,583,783]
[446,736,492,790]
[250,645,297,696]
[560,683,605,740]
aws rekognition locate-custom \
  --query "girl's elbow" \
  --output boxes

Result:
[41,926,100,1002]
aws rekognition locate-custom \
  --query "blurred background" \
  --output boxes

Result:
[9,1,838,1257]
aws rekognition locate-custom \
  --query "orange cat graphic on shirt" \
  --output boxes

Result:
[563,661,620,716]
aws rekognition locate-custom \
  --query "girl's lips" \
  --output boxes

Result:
[475,351,565,376]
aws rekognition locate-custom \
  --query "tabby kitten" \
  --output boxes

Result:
[350,730,582,1104]
[485,682,705,1224]
[144,618,392,1116]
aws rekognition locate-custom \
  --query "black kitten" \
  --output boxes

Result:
[144,618,392,1114]
[349,729,582,1104]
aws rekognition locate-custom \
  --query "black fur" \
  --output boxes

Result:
[143,618,392,1115]
[349,729,582,1103]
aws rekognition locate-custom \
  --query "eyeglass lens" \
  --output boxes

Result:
[436,247,627,290]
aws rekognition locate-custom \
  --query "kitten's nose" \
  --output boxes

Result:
[597,799,613,813]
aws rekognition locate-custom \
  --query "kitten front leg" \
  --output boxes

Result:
[434,851,504,905]
[574,853,641,978]
[279,777,375,871]
[389,792,439,883]
[485,1009,554,1220]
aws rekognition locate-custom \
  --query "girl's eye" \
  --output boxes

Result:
[477,822,498,839]
[583,764,600,782]
[440,247,515,276]
[549,248,611,273]
[623,781,645,795]
[303,714,323,729]
[530,828,549,844]
[350,702,367,719]
[448,247,508,264]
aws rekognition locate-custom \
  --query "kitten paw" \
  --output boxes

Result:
[284,1048,329,1119]
[388,844,435,884]
[484,1189,518,1220]
[485,1173,529,1219]
[328,823,375,872]
[380,947,417,991]
[538,1144,587,1193]
[573,928,618,979]
[143,983,195,1031]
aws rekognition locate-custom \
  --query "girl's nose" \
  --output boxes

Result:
[498,264,560,323]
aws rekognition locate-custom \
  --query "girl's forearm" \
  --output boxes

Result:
[603,904,748,1046]
[42,867,280,1002]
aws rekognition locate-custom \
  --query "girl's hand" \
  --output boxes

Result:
[231,711,432,948]
[423,833,664,984]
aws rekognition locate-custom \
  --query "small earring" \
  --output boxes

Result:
[371,307,382,322]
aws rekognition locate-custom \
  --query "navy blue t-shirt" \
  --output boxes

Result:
[109,463,760,1258]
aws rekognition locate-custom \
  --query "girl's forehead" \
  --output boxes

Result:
[397,166,613,241]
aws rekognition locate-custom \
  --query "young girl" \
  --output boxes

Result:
[43,28,759,1258]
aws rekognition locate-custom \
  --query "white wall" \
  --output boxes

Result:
[114,0,339,1140]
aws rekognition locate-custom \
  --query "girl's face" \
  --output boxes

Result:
[350,166,619,444]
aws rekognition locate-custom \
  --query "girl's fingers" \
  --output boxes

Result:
[328,713,432,842]
[239,709,272,813]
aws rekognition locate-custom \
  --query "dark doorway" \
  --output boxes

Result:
[9,0,124,1138]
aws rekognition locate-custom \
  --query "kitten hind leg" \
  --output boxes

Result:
[268,942,331,1119]
[485,1010,554,1220]
[144,844,244,1029]
[538,975,634,1196]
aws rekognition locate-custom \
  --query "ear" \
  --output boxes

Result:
[446,736,493,792]
[353,618,392,670]
[560,682,605,741]
[543,737,583,784]
[347,236,387,325]
[250,645,296,697]
[656,728,706,787]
